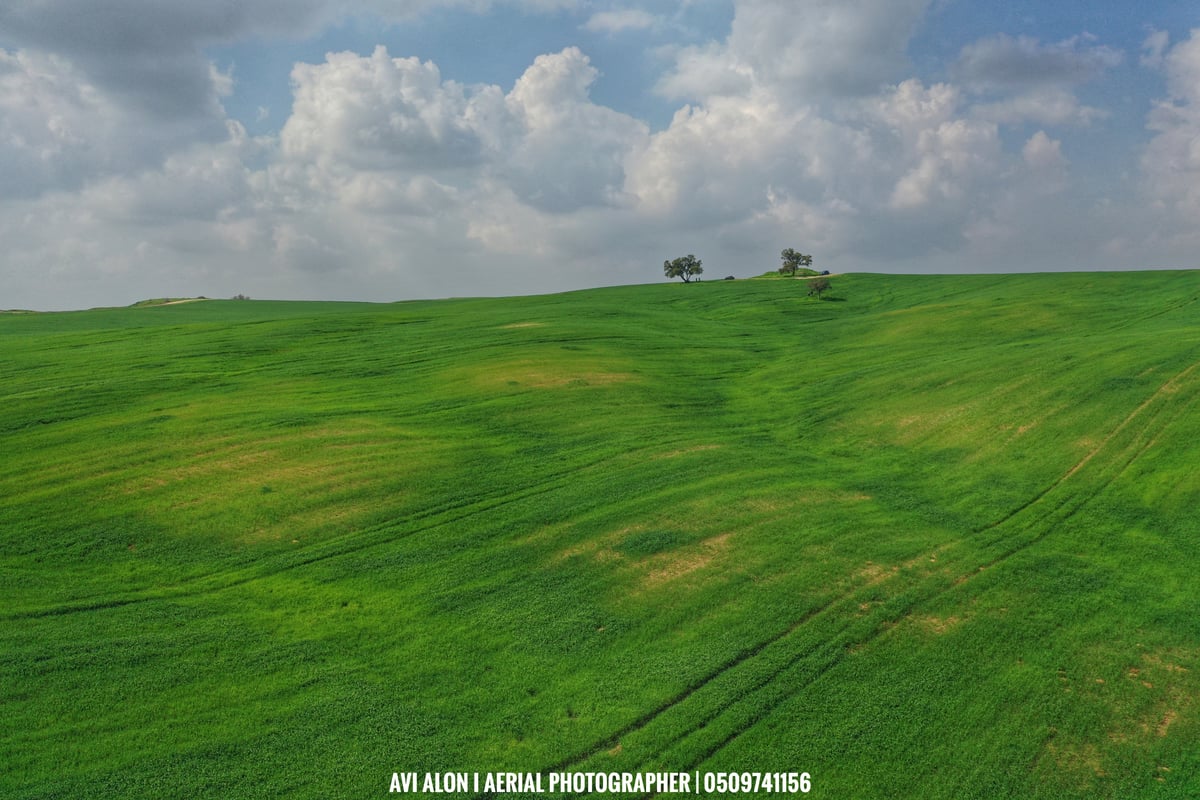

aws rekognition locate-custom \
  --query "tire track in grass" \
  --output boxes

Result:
[1101,285,1200,334]
[540,594,845,774]
[540,359,1200,793]
[614,583,936,775]
[967,357,1200,569]
[969,359,1200,541]
[465,571,921,800]
[644,358,1200,778]
[532,541,962,781]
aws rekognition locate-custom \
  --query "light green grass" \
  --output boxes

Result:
[2,272,1199,798]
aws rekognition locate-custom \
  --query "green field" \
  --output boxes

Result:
[2,272,1198,798]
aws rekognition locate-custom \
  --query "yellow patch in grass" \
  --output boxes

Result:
[654,444,723,459]
[1043,739,1107,785]
[854,562,899,586]
[474,357,636,389]
[641,532,733,588]
[116,421,425,544]
[914,614,963,635]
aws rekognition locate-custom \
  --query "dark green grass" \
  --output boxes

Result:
[2,272,1199,798]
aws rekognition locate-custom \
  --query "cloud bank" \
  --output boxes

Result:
[0,1,1195,309]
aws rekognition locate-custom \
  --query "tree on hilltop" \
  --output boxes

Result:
[779,248,814,277]
[664,254,703,283]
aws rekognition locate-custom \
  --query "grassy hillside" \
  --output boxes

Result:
[2,272,1198,798]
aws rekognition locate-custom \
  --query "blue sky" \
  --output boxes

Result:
[2,0,1198,310]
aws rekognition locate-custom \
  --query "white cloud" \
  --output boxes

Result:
[1021,130,1068,193]
[881,84,1001,211]
[631,67,1015,264]
[655,41,753,100]
[1022,130,1066,170]
[872,78,960,138]
[0,0,583,184]
[638,2,1019,261]
[972,87,1107,126]
[278,44,648,216]
[953,33,1123,91]
[949,33,1119,132]
[1160,28,1200,103]
[280,47,487,172]
[583,10,659,34]
[1141,29,1169,69]
[1141,29,1200,223]
[1,0,1192,311]
[0,47,224,197]
[501,48,649,212]
[658,0,932,100]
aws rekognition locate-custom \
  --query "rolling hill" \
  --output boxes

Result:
[2,272,1198,798]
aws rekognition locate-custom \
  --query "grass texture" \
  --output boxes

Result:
[2,272,1199,798]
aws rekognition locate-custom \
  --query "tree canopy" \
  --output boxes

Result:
[779,248,814,277]
[664,254,703,283]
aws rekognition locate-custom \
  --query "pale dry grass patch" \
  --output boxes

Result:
[553,524,644,564]
[114,422,426,544]
[1044,739,1107,785]
[641,532,733,589]
[913,614,964,635]
[478,358,636,389]
[854,562,899,587]
[241,499,375,545]
[1097,646,1195,757]
[654,444,723,459]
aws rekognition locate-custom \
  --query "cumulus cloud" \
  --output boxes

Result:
[0,42,657,308]
[636,0,1029,262]
[635,0,1020,261]
[971,87,1107,126]
[278,44,648,216]
[501,48,649,212]
[881,86,1001,211]
[658,0,932,100]
[0,47,225,197]
[0,0,581,186]
[1022,130,1068,193]
[1141,30,1200,225]
[949,34,1119,130]
[281,47,488,172]
[0,0,1191,311]
[0,0,327,120]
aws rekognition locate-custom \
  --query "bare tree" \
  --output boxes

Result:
[807,277,831,300]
